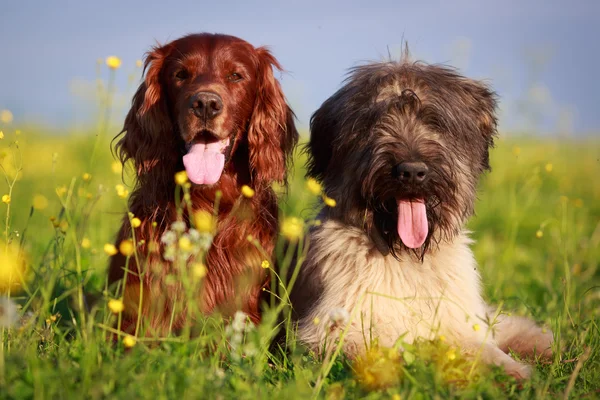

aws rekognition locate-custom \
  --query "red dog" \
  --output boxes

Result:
[108,33,298,336]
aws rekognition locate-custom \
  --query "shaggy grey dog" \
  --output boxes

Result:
[290,59,553,379]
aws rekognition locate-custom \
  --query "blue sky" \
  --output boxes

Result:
[0,0,598,135]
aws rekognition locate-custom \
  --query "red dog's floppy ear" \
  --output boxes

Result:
[114,44,175,177]
[247,48,299,186]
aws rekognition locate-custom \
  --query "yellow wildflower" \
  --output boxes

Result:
[193,210,216,233]
[32,195,48,210]
[446,348,457,361]
[241,185,255,198]
[81,237,91,249]
[536,230,543,238]
[106,56,122,70]
[280,217,304,241]
[82,172,92,181]
[574,198,584,208]
[306,178,321,195]
[2,194,10,204]
[56,186,67,197]
[261,260,270,269]
[192,263,207,279]
[0,243,25,294]
[135,60,143,68]
[0,110,13,124]
[323,195,337,207]
[115,184,129,199]
[119,240,135,256]
[15,130,21,136]
[0,131,3,139]
[353,345,403,391]
[131,217,141,228]
[108,299,125,314]
[178,236,192,251]
[271,181,284,196]
[472,323,481,332]
[313,317,320,325]
[104,243,118,256]
[111,161,123,174]
[122,335,137,348]
[512,146,521,156]
[174,171,188,185]
[545,163,553,173]
[59,220,69,233]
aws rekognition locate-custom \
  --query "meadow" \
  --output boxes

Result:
[0,62,599,399]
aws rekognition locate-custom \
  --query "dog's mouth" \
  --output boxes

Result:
[183,131,231,185]
[396,198,428,249]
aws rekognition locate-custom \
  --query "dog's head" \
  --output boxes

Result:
[115,33,298,190]
[306,61,497,257]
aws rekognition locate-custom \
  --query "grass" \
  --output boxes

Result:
[0,69,599,399]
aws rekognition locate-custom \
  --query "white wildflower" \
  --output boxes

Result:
[0,297,19,328]
[197,233,214,251]
[225,311,255,361]
[188,228,201,241]
[329,308,350,328]
[160,230,177,245]
[231,310,251,333]
[171,221,187,233]
[163,246,176,261]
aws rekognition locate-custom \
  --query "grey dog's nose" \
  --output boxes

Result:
[190,92,223,120]
[393,161,429,185]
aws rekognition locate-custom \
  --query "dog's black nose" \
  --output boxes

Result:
[190,92,223,120]
[393,161,429,185]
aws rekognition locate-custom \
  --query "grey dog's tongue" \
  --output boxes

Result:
[182,138,230,185]
[397,199,428,248]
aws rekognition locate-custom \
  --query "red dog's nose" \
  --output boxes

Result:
[190,91,223,120]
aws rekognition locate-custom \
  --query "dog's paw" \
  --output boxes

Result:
[494,313,554,360]
[531,328,554,360]
[508,326,554,360]
[504,361,532,380]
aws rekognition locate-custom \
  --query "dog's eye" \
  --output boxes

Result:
[227,72,243,82]
[175,70,189,80]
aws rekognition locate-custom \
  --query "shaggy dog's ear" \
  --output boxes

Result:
[460,78,498,171]
[305,94,341,181]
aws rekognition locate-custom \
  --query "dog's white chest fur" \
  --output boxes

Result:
[296,220,490,354]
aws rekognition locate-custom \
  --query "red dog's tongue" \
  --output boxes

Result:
[182,139,229,185]
[397,200,428,248]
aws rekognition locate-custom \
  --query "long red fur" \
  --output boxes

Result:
[107,34,298,336]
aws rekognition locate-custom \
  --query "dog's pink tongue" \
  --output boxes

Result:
[397,200,428,249]
[182,141,226,185]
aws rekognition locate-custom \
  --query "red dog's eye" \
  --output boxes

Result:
[175,70,189,80]
[227,73,243,82]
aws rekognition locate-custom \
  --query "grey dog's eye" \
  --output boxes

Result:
[175,70,189,80]
[227,73,243,82]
